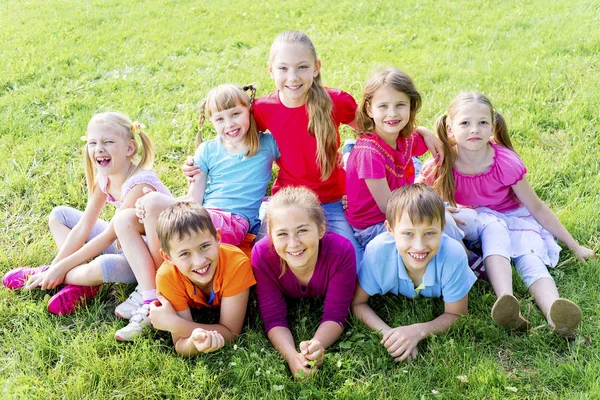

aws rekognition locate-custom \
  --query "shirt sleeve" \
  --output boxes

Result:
[193,142,209,173]
[253,101,267,132]
[411,132,429,157]
[265,132,281,161]
[332,90,358,125]
[354,146,386,180]
[156,263,190,312]
[493,145,527,186]
[221,251,256,298]
[251,241,290,333]
[439,241,477,303]
[320,237,357,327]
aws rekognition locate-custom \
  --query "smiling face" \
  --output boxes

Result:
[162,228,221,290]
[447,102,494,152]
[386,212,443,273]
[209,103,250,147]
[268,42,321,108]
[86,122,135,177]
[268,205,325,275]
[367,85,411,147]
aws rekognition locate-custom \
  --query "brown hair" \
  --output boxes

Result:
[386,184,445,231]
[197,84,260,157]
[269,30,337,181]
[266,186,325,277]
[84,112,155,194]
[156,202,218,255]
[356,68,422,138]
[426,92,514,206]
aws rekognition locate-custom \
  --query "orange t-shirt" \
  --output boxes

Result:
[156,244,256,312]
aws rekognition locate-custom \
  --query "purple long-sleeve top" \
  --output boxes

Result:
[251,232,357,334]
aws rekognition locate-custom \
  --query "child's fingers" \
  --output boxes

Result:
[192,329,208,342]
[142,187,154,195]
[299,340,309,355]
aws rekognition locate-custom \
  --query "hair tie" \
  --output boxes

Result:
[131,121,145,135]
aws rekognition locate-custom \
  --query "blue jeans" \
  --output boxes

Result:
[322,200,363,266]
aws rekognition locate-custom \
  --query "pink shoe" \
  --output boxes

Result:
[47,284,101,315]
[2,266,48,290]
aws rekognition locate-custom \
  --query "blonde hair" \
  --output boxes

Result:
[425,92,514,206]
[84,112,155,194]
[386,184,445,231]
[356,68,422,138]
[197,84,259,157]
[269,30,337,181]
[156,202,218,255]
[266,186,325,277]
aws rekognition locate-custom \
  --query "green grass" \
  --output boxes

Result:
[2,0,600,398]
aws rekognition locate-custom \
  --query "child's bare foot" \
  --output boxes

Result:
[549,298,582,338]
[491,294,530,331]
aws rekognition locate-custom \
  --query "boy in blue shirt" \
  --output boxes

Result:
[352,184,476,362]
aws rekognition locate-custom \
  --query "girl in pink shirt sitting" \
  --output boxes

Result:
[422,92,594,337]
[345,68,430,247]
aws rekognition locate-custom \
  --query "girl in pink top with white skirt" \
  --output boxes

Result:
[422,92,594,337]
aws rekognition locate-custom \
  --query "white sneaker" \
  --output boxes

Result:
[115,288,143,320]
[114,303,151,342]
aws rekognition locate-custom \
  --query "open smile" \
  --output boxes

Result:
[408,251,429,262]
[192,263,211,276]
[96,156,111,167]
[225,128,241,138]
[286,84,303,91]
[384,120,401,127]
[287,249,306,258]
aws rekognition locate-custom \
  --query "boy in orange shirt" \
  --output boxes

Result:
[149,202,255,357]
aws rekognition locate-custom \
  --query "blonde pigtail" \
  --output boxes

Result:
[431,114,458,206]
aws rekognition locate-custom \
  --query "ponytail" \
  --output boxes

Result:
[307,74,337,181]
[493,112,515,153]
[430,114,458,206]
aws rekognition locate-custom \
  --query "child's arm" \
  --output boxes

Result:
[27,184,154,290]
[149,290,249,357]
[268,326,312,379]
[180,170,208,204]
[415,126,443,164]
[381,295,468,362]
[364,179,392,214]
[513,177,595,261]
[352,284,393,333]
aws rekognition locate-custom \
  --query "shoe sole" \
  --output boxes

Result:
[550,298,582,337]
[491,294,530,331]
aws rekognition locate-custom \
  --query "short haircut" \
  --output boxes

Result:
[386,184,445,230]
[156,202,217,255]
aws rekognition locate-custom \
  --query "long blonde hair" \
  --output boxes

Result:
[427,92,514,206]
[197,84,260,157]
[269,30,337,181]
[84,112,155,194]
[266,186,325,278]
[356,68,422,138]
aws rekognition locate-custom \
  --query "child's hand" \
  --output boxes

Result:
[572,244,595,262]
[182,156,200,183]
[381,325,422,362]
[299,339,325,368]
[25,266,64,290]
[341,195,348,211]
[134,187,155,223]
[191,328,225,353]
[149,292,178,331]
[287,352,313,380]
[417,126,444,165]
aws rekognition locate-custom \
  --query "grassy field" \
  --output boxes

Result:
[1,0,600,398]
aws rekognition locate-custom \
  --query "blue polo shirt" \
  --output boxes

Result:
[358,233,476,303]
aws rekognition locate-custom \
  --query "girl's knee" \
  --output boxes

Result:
[48,206,72,227]
[113,208,140,235]
[142,192,175,217]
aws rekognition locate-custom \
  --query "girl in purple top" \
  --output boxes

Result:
[422,92,595,337]
[251,186,356,379]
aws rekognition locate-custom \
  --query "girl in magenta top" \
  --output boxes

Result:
[345,68,430,248]
[421,92,594,337]
[251,186,356,379]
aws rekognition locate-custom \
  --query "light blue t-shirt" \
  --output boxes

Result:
[358,233,476,303]
[193,132,279,228]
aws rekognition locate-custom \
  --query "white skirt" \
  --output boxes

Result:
[475,206,561,267]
